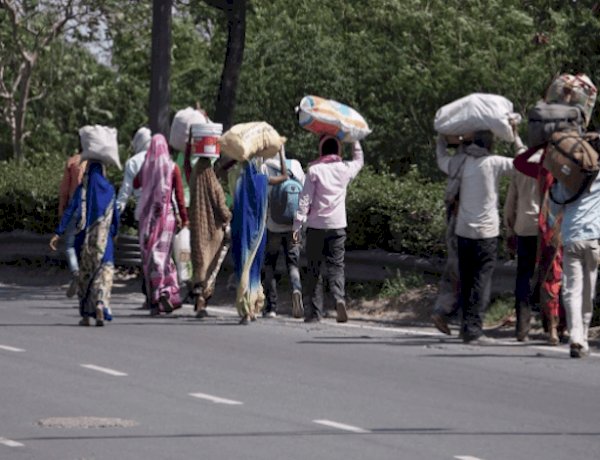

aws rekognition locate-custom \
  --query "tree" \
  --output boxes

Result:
[203,0,247,130]
[0,0,100,163]
[149,0,172,137]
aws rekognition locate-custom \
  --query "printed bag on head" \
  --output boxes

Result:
[79,125,121,170]
[297,95,371,143]
[544,130,599,204]
[268,160,302,225]
[545,74,597,127]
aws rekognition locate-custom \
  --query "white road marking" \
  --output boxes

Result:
[313,419,370,434]
[0,345,25,352]
[80,364,128,377]
[455,456,484,460]
[189,392,243,405]
[0,438,24,447]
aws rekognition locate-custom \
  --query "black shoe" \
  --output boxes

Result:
[569,343,588,358]
[239,315,250,325]
[464,335,495,346]
[335,300,348,323]
[431,313,451,335]
[304,316,320,324]
[159,295,174,313]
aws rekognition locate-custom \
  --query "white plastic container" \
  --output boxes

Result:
[191,123,223,158]
[173,227,191,283]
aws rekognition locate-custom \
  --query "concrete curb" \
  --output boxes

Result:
[0,230,517,294]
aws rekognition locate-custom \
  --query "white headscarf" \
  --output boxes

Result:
[132,127,152,155]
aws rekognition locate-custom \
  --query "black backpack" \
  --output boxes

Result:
[527,101,583,148]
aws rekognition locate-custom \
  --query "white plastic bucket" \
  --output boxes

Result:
[191,123,223,158]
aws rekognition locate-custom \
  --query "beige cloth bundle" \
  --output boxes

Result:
[220,122,286,162]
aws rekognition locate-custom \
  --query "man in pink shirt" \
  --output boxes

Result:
[293,136,364,323]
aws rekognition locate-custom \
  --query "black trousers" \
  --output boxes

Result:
[304,228,346,319]
[515,235,538,306]
[457,236,497,341]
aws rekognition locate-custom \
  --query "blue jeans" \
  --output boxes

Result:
[263,230,302,312]
[64,213,79,274]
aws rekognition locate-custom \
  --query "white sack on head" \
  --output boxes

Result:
[79,125,121,170]
[220,122,286,162]
[169,107,209,152]
[434,93,521,142]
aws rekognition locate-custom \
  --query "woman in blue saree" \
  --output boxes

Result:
[51,161,119,326]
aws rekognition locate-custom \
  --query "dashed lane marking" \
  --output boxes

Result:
[80,364,128,377]
[454,456,484,460]
[313,419,370,434]
[0,438,24,447]
[189,392,243,405]
[0,345,25,352]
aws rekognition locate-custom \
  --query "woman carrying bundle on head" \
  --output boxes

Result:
[188,154,232,318]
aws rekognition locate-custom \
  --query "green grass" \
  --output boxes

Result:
[484,294,515,327]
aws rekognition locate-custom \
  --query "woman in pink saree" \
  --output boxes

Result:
[135,134,189,315]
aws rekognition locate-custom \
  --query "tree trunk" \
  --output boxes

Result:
[214,0,247,131]
[13,61,34,164]
[149,0,172,138]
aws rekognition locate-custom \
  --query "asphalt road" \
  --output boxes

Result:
[1,279,599,460]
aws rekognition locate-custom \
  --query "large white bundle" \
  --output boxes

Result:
[169,107,209,152]
[220,122,286,162]
[434,93,520,142]
[79,125,121,170]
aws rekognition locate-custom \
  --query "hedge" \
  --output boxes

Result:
[0,159,450,259]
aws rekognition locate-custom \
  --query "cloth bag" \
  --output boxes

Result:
[220,122,286,162]
[79,125,121,170]
[434,93,520,142]
[169,107,209,152]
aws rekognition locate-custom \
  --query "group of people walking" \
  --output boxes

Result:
[49,72,600,359]
[431,73,599,358]
[50,113,364,328]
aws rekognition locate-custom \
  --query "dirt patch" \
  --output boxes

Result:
[348,284,438,324]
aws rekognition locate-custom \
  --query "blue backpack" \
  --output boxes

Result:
[268,160,303,225]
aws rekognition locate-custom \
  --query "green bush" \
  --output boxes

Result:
[0,156,63,234]
[346,166,446,257]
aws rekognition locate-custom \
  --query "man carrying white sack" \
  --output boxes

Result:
[435,125,522,344]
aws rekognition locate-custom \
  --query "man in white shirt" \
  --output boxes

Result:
[436,130,513,344]
[116,126,152,217]
[261,148,305,318]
